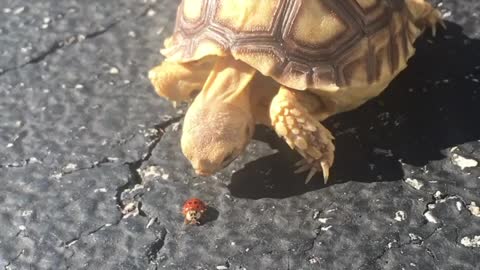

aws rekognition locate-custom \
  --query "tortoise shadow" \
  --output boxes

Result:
[228,21,480,199]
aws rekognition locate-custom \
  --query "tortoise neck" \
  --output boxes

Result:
[195,56,256,114]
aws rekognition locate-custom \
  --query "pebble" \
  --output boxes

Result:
[452,154,478,169]
[317,218,330,223]
[109,67,120,74]
[460,236,480,248]
[394,211,406,222]
[424,211,438,224]
[405,178,424,190]
[321,226,332,231]
[467,202,480,217]
[13,6,25,15]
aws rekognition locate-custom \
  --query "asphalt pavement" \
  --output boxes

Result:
[0,0,479,269]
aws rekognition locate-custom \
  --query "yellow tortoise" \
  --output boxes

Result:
[149,0,443,183]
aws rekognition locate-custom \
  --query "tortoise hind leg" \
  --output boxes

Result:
[270,86,335,184]
[148,58,214,106]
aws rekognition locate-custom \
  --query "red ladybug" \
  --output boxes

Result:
[182,198,208,225]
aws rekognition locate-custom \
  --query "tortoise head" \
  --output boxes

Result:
[181,101,254,176]
[180,56,257,176]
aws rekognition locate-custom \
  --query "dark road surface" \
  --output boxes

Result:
[0,0,479,269]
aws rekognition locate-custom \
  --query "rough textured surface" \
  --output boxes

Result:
[0,0,479,269]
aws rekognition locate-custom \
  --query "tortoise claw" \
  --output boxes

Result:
[271,87,335,185]
[295,159,331,184]
[294,160,310,174]
[321,161,330,184]
[305,168,318,184]
[428,9,445,37]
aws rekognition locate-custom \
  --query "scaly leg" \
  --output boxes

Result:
[148,58,214,106]
[424,7,446,37]
[406,0,446,36]
[270,86,335,184]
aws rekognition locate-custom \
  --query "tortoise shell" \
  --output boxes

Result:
[161,0,423,91]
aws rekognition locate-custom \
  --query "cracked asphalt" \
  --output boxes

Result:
[0,0,479,269]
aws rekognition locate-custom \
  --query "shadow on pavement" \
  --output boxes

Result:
[229,21,480,199]
[202,206,220,225]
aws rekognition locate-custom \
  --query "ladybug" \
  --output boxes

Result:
[182,198,208,225]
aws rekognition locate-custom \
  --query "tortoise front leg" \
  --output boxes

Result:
[406,0,446,36]
[270,86,335,184]
[148,58,214,106]
[424,8,446,37]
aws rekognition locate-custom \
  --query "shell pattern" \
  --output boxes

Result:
[163,0,424,91]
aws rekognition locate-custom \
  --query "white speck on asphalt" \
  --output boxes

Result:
[109,67,120,74]
[467,202,480,217]
[317,218,330,223]
[64,163,78,171]
[405,178,424,190]
[434,191,444,199]
[321,226,332,231]
[452,154,478,169]
[409,233,423,242]
[424,211,438,223]
[460,236,480,247]
[456,201,463,211]
[394,211,406,222]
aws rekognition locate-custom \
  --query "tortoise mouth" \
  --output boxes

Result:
[195,169,213,176]
[193,155,238,176]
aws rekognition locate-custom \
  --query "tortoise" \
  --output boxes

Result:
[149,0,443,183]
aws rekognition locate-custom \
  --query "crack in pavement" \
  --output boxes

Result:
[63,250,75,270]
[0,23,116,77]
[301,203,348,256]
[58,157,120,176]
[115,116,183,218]
[3,249,25,270]
[63,223,115,248]
[0,5,152,77]
[358,188,472,270]
[113,117,182,266]
[301,227,323,255]
[145,227,168,264]
[357,228,440,270]
[0,157,43,170]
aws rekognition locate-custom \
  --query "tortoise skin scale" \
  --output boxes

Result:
[162,0,423,91]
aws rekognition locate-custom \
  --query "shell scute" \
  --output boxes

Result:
[164,0,424,91]
[213,0,282,33]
